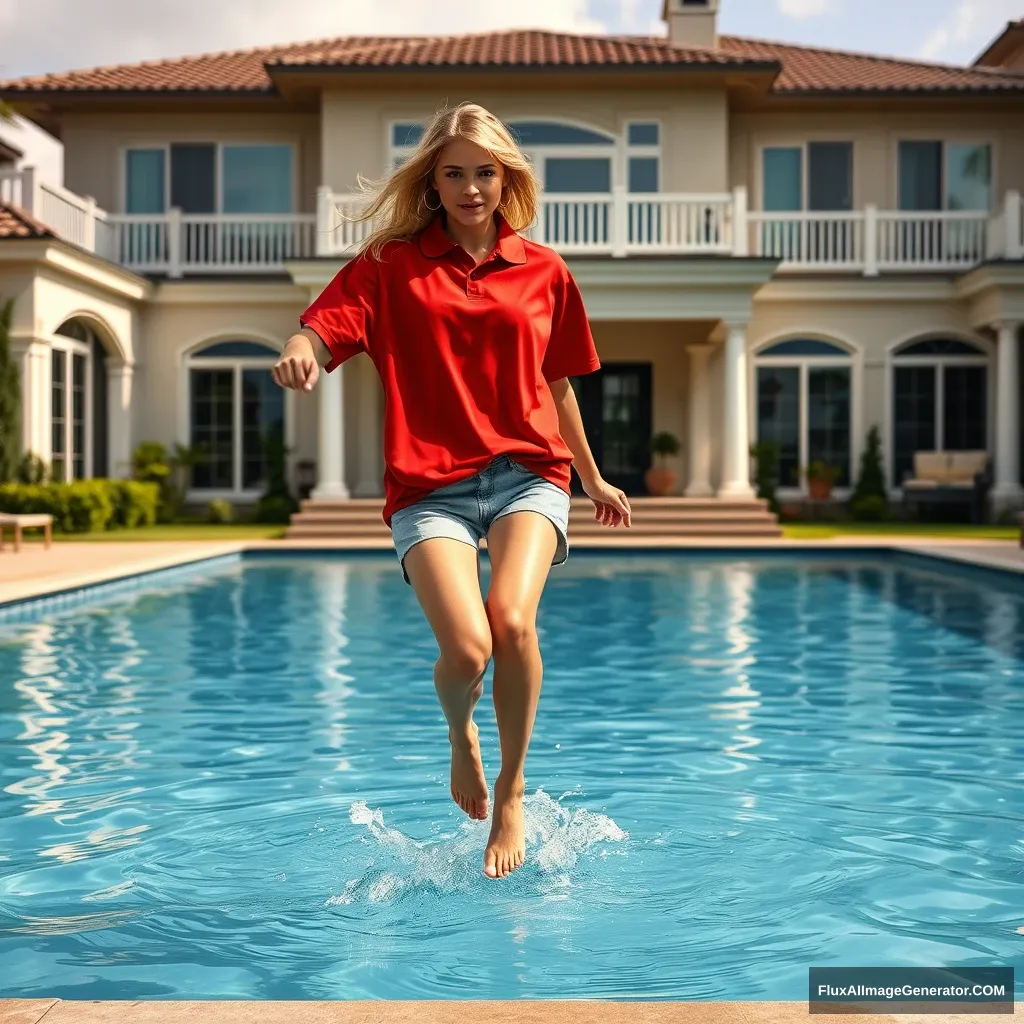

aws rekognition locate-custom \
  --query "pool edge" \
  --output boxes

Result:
[0,537,1020,621]
[0,998,972,1023]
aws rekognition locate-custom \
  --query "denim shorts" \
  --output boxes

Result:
[389,454,571,585]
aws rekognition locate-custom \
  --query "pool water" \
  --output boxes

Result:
[0,552,1021,1000]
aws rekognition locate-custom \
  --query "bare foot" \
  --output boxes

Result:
[483,772,526,878]
[448,722,489,820]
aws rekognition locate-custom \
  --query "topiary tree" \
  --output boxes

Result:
[0,298,21,484]
[750,439,780,515]
[849,425,890,520]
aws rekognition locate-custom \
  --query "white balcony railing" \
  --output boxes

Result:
[3,165,1022,277]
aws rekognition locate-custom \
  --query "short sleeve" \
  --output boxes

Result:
[299,252,378,373]
[541,261,601,383]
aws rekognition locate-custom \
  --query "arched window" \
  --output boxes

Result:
[186,340,284,493]
[755,338,853,490]
[891,335,988,488]
[388,117,660,195]
[52,319,108,481]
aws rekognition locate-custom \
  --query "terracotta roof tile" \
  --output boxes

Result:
[0,202,54,239]
[0,30,764,94]
[1,28,1022,96]
[718,34,1024,93]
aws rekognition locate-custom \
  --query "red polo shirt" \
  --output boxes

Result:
[299,213,601,527]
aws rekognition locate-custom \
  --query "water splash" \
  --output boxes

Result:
[327,789,628,904]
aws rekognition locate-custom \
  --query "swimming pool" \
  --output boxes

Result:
[0,551,1021,1000]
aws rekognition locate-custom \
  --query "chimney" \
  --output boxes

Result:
[662,0,719,49]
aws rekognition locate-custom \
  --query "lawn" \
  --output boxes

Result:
[53,523,287,542]
[781,521,1020,541]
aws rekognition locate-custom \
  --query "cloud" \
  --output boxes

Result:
[917,0,1022,62]
[777,0,830,18]
[0,0,608,79]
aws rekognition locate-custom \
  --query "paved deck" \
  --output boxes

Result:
[1,1000,1017,1023]
[0,535,1021,608]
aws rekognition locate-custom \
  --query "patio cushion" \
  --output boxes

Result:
[948,451,988,481]
[912,451,951,482]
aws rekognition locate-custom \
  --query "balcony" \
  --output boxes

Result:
[3,167,1022,278]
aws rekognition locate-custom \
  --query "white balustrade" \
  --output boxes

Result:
[748,210,865,269]
[2,165,1020,277]
[876,210,988,270]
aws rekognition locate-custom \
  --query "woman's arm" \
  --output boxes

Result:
[272,327,333,392]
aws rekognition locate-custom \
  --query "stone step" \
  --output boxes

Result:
[299,496,773,514]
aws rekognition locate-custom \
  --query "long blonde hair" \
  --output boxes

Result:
[350,102,539,260]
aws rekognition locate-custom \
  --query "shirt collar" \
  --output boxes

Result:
[417,211,527,265]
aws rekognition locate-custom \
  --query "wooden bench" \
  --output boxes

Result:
[0,512,54,552]
[901,450,992,523]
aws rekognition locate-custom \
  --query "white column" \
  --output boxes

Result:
[353,358,383,497]
[717,322,756,501]
[685,343,714,497]
[10,338,50,462]
[311,366,349,500]
[992,320,1023,513]
[107,363,134,478]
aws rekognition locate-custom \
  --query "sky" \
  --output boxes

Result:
[0,0,1021,186]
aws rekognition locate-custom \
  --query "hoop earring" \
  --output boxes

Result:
[423,189,442,212]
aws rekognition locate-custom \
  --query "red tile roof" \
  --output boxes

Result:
[718,35,1024,93]
[0,28,1022,97]
[0,202,54,239]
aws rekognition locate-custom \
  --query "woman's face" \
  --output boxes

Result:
[431,137,505,230]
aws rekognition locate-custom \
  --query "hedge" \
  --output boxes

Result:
[0,479,160,533]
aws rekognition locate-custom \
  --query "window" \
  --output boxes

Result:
[188,341,285,494]
[891,336,989,488]
[897,141,991,262]
[763,142,853,211]
[124,143,294,214]
[761,142,854,262]
[898,141,991,212]
[755,338,853,490]
[51,321,96,483]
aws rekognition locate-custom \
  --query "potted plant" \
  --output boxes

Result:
[644,430,680,496]
[803,460,839,500]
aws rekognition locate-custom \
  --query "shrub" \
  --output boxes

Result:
[207,498,234,524]
[17,451,49,485]
[108,480,159,528]
[0,298,19,484]
[255,494,297,524]
[749,439,780,515]
[0,479,158,532]
[850,494,892,522]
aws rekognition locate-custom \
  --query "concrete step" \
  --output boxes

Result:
[299,496,772,514]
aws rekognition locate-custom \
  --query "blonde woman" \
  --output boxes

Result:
[272,103,631,879]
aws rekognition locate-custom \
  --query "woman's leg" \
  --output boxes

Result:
[481,510,559,878]
[404,537,492,821]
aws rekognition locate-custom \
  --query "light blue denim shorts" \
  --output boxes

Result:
[389,454,570,585]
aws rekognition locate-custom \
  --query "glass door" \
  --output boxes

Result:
[569,364,652,495]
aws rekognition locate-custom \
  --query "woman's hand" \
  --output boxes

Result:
[272,335,320,392]
[582,475,632,528]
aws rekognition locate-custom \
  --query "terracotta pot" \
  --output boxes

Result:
[807,478,833,500]
[644,466,676,496]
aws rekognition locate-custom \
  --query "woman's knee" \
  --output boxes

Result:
[439,630,493,682]
[485,599,537,652]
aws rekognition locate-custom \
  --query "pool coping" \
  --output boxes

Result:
[0,536,1021,615]
[1,999,1016,1023]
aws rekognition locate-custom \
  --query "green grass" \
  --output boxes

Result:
[53,523,287,542]
[782,521,1019,541]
